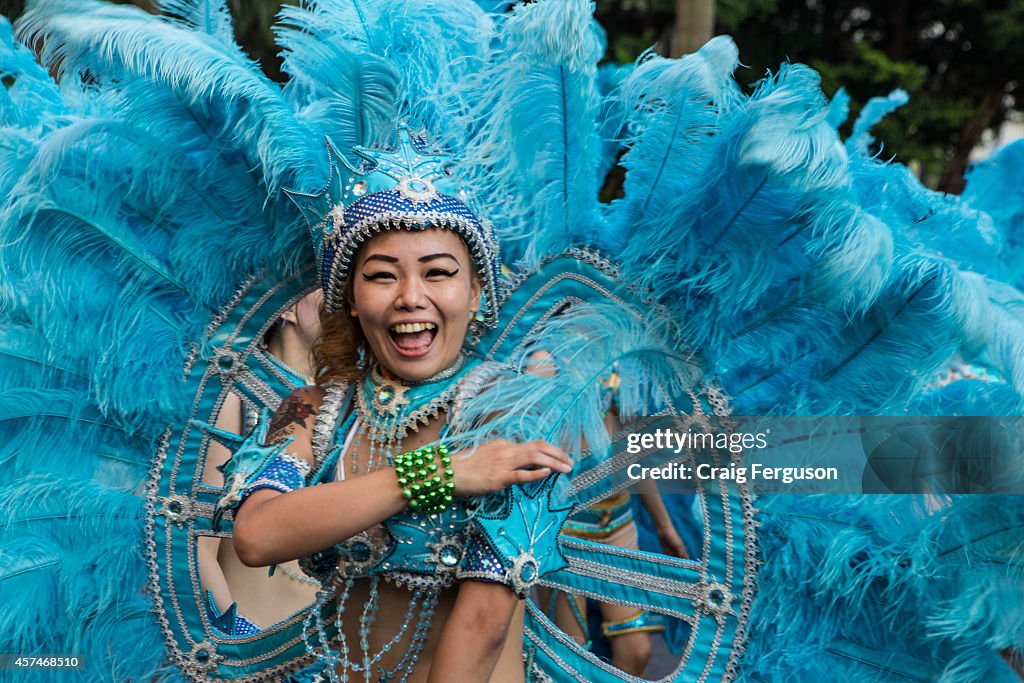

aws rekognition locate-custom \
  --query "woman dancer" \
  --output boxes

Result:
[221,127,573,682]
[199,290,324,635]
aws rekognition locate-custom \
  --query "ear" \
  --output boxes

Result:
[281,305,299,325]
[346,280,358,317]
[469,275,482,314]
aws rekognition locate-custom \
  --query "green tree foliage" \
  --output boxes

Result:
[595,1,676,63]
[599,0,1022,192]
[226,0,294,82]
[1,0,291,79]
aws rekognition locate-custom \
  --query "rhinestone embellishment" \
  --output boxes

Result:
[398,175,439,203]
[372,380,409,417]
[510,553,540,594]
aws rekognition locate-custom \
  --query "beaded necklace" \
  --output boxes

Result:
[351,352,468,474]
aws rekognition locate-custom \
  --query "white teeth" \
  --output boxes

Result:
[390,322,437,334]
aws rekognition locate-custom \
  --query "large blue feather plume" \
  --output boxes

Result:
[0,477,171,682]
[19,0,320,191]
[964,139,1024,289]
[605,37,741,251]
[456,0,605,265]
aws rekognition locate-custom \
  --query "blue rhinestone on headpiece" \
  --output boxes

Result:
[284,124,501,327]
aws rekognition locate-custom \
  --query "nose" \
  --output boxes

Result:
[394,276,427,311]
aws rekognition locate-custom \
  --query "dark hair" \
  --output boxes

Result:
[312,279,367,385]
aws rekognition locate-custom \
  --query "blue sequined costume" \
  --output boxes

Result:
[225,367,515,594]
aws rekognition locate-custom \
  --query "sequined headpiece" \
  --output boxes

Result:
[285,124,501,326]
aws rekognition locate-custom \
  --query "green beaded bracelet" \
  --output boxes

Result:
[394,444,455,514]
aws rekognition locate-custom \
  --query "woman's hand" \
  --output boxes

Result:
[451,439,572,496]
[656,523,689,559]
[635,477,690,559]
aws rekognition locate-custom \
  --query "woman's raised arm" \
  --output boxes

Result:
[231,385,410,566]
[232,388,572,567]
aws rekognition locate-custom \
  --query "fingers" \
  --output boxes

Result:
[519,440,572,473]
[514,450,572,474]
[514,467,551,484]
[450,439,573,496]
[657,532,689,559]
[528,439,570,461]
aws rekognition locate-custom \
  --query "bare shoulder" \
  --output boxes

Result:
[264,385,326,445]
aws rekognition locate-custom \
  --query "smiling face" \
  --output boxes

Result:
[349,228,481,382]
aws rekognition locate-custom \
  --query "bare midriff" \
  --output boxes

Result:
[331,580,525,682]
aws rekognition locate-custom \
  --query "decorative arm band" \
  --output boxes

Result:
[394,444,455,514]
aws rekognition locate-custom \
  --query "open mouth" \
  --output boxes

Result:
[388,321,438,357]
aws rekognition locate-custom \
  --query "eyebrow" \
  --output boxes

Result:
[363,254,398,264]
[419,252,460,264]
[361,252,460,265]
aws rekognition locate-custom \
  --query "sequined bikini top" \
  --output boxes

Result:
[298,358,509,592]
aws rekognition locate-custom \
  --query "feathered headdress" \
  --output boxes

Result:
[284,123,501,324]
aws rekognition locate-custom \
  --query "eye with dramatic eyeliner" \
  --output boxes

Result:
[427,268,459,278]
[362,271,395,281]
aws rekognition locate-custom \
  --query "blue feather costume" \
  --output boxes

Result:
[0,1,1021,681]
